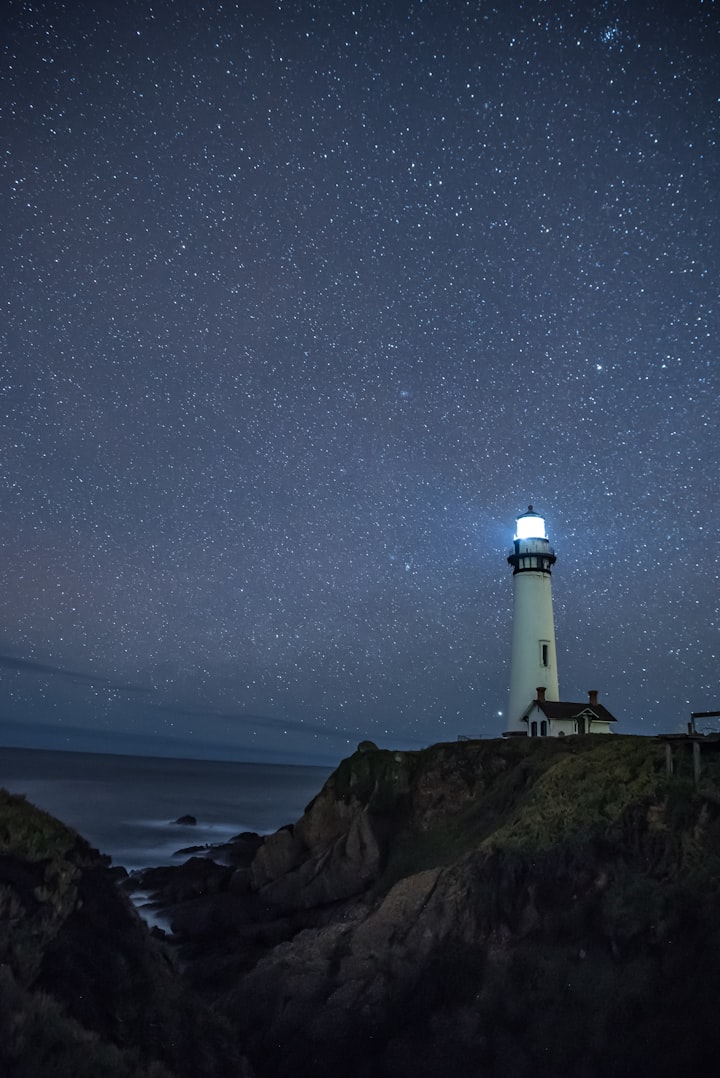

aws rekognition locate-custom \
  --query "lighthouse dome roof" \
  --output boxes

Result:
[515,505,547,540]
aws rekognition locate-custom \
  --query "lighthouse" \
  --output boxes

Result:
[506,506,559,734]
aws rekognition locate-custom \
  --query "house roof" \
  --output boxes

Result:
[524,700,618,724]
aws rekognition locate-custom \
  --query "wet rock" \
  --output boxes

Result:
[213,831,263,867]
[128,857,233,905]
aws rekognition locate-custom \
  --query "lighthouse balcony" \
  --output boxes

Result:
[507,550,556,573]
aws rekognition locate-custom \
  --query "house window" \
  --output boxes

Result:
[540,720,548,737]
[530,721,537,737]
[540,642,549,667]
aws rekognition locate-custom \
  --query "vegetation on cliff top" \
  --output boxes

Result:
[324,734,713,894]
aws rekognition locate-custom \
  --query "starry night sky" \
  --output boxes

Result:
[2,0,718,764]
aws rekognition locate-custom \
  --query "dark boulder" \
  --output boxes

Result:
[128,857,233,906]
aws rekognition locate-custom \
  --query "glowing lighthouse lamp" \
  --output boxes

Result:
[505,506,559,734]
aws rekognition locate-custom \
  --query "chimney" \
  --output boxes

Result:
[536,686,546,703]
[588,690,598,707]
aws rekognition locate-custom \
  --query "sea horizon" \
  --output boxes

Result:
[0,740,342,769]
[0,719,347,768]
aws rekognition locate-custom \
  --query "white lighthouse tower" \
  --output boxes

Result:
[506,506,560,734]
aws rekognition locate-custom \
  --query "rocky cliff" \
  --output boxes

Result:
[0,787,253,1078]
[4,736,720,1077]
[130,735,720,1078]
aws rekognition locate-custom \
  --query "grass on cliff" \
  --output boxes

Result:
[0,788,87,984]
[372,735,720,895]
[480,735,667,852]
[0,788,81,863]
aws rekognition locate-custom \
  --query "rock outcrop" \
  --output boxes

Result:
[129,735,720,1078]
[0,788,253,1078]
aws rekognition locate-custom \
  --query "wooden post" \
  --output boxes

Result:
[665,743,674,776]
[693,741,701,786]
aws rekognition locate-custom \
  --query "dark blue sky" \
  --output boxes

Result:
[2,0,718,764]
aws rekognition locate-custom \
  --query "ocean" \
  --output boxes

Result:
[0,746,333,871]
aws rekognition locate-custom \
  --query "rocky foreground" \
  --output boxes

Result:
[3,735,720,1076]
[0,784,251,1077]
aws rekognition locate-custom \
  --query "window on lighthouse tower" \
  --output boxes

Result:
[541,642,549,667]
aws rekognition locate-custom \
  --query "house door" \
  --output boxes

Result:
[577,716,586,735]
